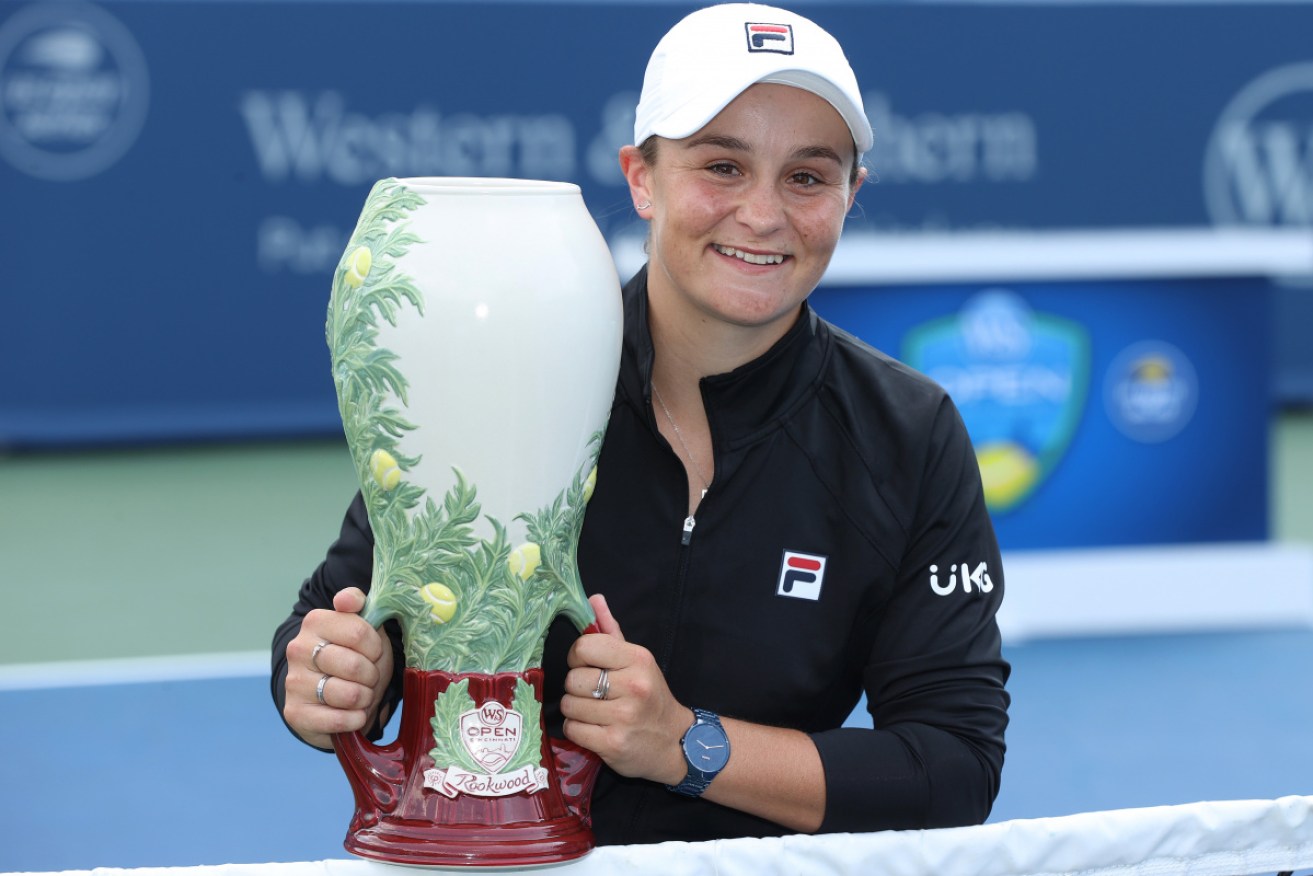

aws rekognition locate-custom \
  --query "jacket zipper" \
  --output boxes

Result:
[680,488,707,545]
[658,526,696,672]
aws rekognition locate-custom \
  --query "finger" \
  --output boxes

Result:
[559,689,612,727]
[311,672,378,712]
[559,695,645,760]
[283,696,370,741]
[589,594,626,642]
[565,665,618,701]
[289,626,383,688]
[333,586,367,614]
[302,607,386,665]
[561,715,607,754]
[306,641,381,689]
[565,632,629,670]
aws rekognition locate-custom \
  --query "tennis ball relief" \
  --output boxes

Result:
[369,449,402,491]
[420,582,458,624]
[508,543,541,581]
[344,246,372,288]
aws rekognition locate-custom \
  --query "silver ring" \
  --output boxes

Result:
[310,640,329,673]
[316,673,331,706]
[591,668,610,700]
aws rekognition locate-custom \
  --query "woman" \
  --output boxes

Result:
[273,3,1010,845]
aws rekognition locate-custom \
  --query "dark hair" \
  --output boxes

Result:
[637,135,865,188]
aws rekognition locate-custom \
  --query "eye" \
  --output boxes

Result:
[707,162,741,177]
[789,170,823,187]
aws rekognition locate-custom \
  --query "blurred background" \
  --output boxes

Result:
[2,0,1312,871]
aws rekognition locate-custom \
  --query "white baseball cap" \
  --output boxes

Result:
[633,3,874,155]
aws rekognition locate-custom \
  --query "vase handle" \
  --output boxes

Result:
[331,603,408,818]
[334,729,406,820]
[553,619,605,823]
[550,735,604,824]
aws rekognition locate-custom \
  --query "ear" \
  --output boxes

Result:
[619,144,654,214]
[846,165,869,213]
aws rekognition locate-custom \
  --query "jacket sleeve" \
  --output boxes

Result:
[269,491,406,751]
[811,395,1010,832]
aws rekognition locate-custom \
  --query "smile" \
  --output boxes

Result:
[713,244,785,266]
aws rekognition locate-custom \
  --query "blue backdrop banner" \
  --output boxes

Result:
[1,0,1305,451]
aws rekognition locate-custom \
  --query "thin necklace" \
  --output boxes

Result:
[652,383,711,498]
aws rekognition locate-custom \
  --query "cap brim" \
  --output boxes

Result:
[646,68,873,154]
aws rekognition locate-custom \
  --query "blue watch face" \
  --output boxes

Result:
[684,722,730,773]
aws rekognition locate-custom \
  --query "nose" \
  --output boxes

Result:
[734,181,787,237]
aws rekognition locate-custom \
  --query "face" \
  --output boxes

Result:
[622,83,864,339]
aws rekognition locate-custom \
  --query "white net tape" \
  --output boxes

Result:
[7,796,1312,876]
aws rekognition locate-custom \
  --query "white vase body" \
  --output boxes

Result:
[329,176,623,671]
[366,177,621,544]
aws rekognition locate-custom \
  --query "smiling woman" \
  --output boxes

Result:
[625,83,864,377]
[272,2,1011,848]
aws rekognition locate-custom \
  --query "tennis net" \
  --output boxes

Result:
[4,795,1311,876]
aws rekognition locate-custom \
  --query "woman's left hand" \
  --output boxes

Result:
[561,594,693,785]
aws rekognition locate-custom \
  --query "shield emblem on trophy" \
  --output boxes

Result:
[461,702,523,773]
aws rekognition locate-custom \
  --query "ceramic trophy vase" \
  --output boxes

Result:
[326,177,623,867]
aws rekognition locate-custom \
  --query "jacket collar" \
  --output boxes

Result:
[619,265,829,452]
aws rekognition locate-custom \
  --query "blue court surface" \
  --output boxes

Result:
[2,629,1311,873]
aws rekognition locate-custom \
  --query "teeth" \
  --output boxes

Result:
[714,244,784,265]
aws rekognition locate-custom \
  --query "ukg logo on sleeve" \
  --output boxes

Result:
[0,1,150,181]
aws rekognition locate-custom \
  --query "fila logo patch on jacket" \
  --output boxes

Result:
[776,551,827,601]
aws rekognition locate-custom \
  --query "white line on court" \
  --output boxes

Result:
[0,650,270,690]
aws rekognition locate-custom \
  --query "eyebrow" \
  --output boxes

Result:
[792,145,846,166]
[683,135,846,166]
[684,134,751,152]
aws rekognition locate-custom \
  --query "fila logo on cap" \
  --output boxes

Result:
[745,22,794,55]
[776,551,826,601]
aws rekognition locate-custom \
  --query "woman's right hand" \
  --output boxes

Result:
[282,586,394,750]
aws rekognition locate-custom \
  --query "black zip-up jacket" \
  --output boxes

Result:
[273,265,1010,845]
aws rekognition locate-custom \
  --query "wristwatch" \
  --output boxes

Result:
[667,709,730,797]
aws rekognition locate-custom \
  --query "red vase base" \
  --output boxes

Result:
[336,669,601,868]
[345,815,595,868]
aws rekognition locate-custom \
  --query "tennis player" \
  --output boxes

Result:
[273,2,1010,844]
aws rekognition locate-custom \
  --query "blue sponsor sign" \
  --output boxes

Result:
[811,277,1271,551]
[1,0,1308,448]
[902,290,1090,514]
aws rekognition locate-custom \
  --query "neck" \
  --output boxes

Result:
[645,281,801,391]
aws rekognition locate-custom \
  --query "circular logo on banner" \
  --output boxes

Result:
[0,1,150,181]
[1104,342,1198,443]
[1204,62,1313,227]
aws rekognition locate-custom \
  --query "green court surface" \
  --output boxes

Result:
[1,411,1311,667]
[0,440,358,665]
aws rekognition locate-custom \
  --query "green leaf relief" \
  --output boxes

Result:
[329,177,602,674]
[428,680,482,774]
[505,679,544,772]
